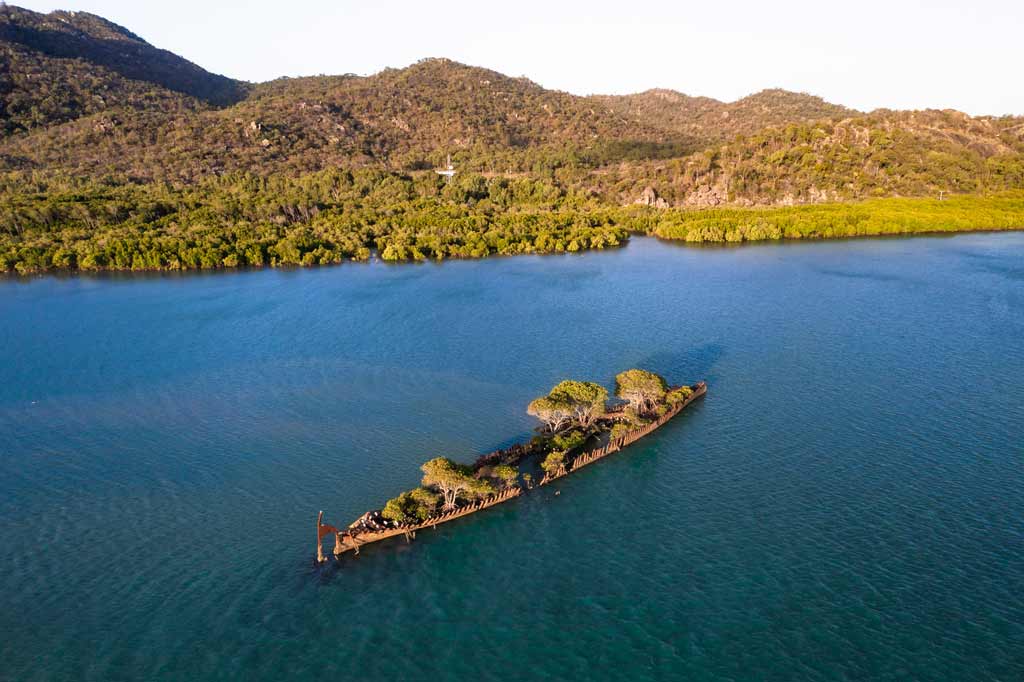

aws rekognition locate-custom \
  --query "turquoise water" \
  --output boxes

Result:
[1,234,1023,681]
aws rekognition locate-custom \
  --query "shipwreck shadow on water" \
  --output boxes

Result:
[634,343,725,384]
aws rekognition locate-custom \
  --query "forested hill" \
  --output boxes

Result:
[2,5,1024,273]
[600,109,1024,206]
[1,4,1022,203]
[591,88,856,149]
[0,53,680,181]
[0,5,246,133]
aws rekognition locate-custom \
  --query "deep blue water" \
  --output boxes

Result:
[1,234,1023,681]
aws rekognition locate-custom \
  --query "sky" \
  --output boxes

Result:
[14,0,1024,115]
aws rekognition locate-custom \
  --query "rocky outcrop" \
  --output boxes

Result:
[682,181,731,207]
[635,186,669,208]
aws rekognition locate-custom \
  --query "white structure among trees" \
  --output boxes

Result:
[435,154,456,182]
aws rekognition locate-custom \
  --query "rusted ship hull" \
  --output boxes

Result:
[322,381,706,559]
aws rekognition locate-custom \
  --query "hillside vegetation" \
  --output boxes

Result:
[648,193,1024,242]
[0,5,1022,273]
[0,5,244,133]
[4,168,1022,274]
[591,87,855,149]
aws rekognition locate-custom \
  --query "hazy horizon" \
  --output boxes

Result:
[10,0,1024,117]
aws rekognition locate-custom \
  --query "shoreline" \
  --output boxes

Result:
[4,224,1024,280]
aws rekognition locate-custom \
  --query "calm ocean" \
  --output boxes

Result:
[2,234,1022,681]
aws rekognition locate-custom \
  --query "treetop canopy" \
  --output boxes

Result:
[614,369,669,410]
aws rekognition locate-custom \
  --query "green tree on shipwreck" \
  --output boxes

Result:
[615,369,668,414]
[665,385,694,406]
[528,379,609,432]
[489,464,520,488]
[541,450,567,477]
[421,457,495,511]
[527,396,573,433]
[381,487,441,524]
[548,380,608,429]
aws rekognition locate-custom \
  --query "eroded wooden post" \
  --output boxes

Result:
[316,511,326,564]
